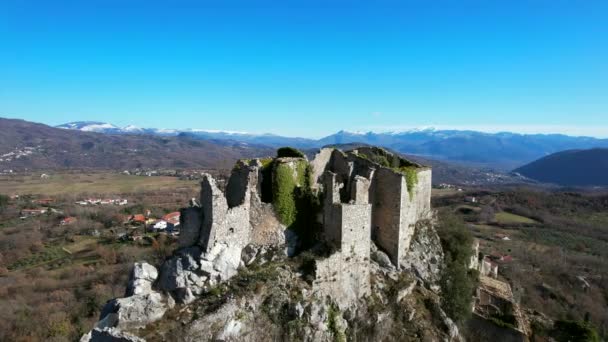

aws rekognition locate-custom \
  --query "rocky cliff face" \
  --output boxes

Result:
[81,147,457,342]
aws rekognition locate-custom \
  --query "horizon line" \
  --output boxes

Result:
[2,116,608,140]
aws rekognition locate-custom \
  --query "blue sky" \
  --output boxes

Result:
[1,0,607,137]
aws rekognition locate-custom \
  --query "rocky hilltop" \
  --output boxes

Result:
[81,146,460,341]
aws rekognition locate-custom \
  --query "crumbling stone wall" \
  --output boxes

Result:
[158,159,289,301]
[198,174,251,252]
[311,147,432,269]
[370,167,405,266]
[310,148,334,188]
[397,168,433,267]
[314,172,372,309]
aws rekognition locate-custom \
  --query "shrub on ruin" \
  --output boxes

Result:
[371,154,390,167]
[398,166,418,200]
[437,213,474,265]
[436,213,477,322]
[276,147,305,158]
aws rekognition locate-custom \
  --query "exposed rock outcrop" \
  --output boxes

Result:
[157,247,206,301]
[80,327,145,342]
[82,146,451,341]
[125,262,158,296]
[401,220,444,289]
[98,292,168,331]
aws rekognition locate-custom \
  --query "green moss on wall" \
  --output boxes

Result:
[327,304,346,342]
[272,160,314,225]
[273,163,298,226]
[271,160,321,250]
[260,157,274,169]
[295,160,309,187]
[398,166,418,200]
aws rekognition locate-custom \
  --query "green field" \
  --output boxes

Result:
[0,172,198,196]
[495,211,538,224]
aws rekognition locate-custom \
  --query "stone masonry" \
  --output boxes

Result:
[312,172,372,309]
[310,147,432,268]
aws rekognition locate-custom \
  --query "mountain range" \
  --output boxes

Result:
[0,118,531,186]
[56,121,608,169]
[1,118,273,170]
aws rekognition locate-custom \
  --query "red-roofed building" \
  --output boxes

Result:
[60,217,77,225]
[499,255,513,263]
[129,214,146,224]
[162,212,180,226]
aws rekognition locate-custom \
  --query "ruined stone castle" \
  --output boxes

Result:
[82,146,441,341]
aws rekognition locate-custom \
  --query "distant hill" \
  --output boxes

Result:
[513,148,608,187]
[57,121,608,169]
[1,118,532,186]
[0,118,274,170]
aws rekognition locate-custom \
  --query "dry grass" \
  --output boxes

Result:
[431,188,460,198]
[0,172,198,196]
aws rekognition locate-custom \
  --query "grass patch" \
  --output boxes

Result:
[8,246,70,271]
[495,212,537,225]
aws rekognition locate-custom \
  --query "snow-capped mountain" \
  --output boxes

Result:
[56,122,260,137]
[56,121,122,133]
[56,121,608,169]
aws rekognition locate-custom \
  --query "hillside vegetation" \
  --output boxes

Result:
[434,189,608,339]
[0,118,273,170]
[514,148,608,186]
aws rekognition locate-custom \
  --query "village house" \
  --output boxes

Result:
[76,198,128,206]
[128,214,146,224]
[479,256,499,278]
[494,233,511,241]
[464,195,477,203]
[437,183,455,189]
[162,212,180,226]
[149,212,181,232]
[20,208,48,218]
[151,220,169,231]
[60,216,77,225]
[34,198,54,205]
